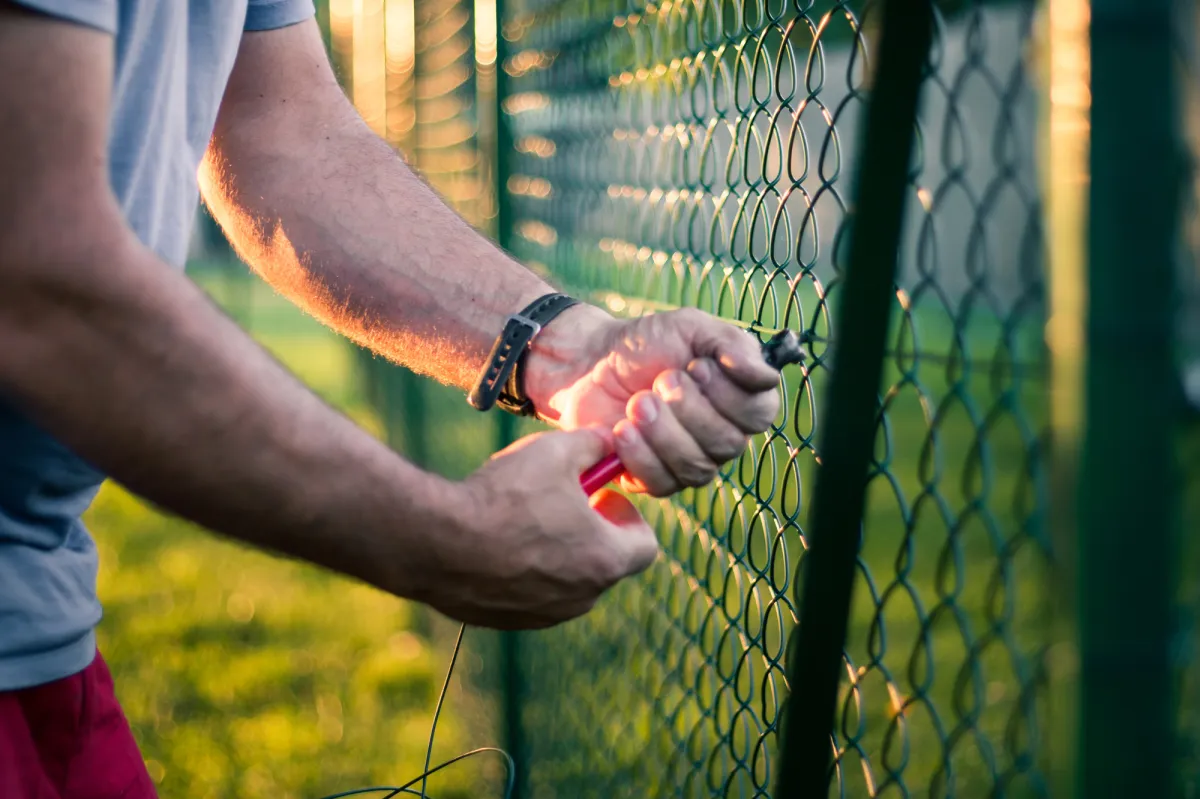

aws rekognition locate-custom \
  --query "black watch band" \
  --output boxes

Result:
[467,292,580,416]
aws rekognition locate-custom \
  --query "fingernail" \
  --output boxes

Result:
[655,370,683,402]
[632,394,659,425]
[615,421,637,444]
[688,359,712,385]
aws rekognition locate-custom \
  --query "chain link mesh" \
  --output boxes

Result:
[338,0,1055,795]
[499,1,1051,796]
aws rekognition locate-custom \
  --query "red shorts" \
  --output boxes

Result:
[0,651,157,799]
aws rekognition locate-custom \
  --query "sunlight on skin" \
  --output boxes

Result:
[199,154,461,381]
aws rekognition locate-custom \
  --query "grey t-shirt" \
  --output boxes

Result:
[0,0,315,690]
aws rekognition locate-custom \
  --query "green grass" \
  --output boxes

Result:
[87,264,502,799]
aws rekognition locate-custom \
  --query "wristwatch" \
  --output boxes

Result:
[467,292,579,416]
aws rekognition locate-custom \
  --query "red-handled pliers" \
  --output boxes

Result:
[579,329,806,495]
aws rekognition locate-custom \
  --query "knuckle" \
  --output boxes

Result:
[749,392,781,430]
[591,549,628,587]
[674,455,717,486]
[675,307,706,325]
[646,475,682,498]
[711,432,750,463]
[653,375,687,405]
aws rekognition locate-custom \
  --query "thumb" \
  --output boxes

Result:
[544,425,615,471]
[683,312,778,391]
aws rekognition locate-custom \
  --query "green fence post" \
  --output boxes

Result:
[488,1,527,795]
[1076,0,1183,795]
[775,1,933,795]
[1044,0,1089,791]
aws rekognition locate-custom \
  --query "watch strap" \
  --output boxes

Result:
[467,293,579,415]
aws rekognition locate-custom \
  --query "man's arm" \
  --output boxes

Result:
[203,20,783,497]
[199,18,589,392]
[0,4,655,629]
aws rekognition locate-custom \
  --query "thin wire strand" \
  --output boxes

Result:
[319,747,514,799]
[320,789,429,798]
[318,625,515,799]
[414,624,465,799]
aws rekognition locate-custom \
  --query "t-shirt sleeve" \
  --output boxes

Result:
[245,0,315,32]
[9,0,116,34]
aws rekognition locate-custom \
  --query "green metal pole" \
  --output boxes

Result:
[488,2,527,796]
[1043,1,1089,790]
[1077,0,1183,795]
[774,1,933,795]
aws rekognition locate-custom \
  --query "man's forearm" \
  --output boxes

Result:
[199,23,613,399]
[201,87,555,390]
[0,224,455,600]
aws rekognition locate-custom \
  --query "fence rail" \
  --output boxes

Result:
[315,0,1198,796]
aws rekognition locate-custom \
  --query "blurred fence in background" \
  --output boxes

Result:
[183,0,1198,796]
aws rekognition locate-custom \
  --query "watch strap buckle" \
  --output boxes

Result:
[467,293,579,415]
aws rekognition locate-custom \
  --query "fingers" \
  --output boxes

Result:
[614,364,766,496]
[675,309,779,392]
[653,368,749,462]
[615,386,725,495]
[456,430,656,632]
[686,357,781,433]
[515,428,657,578]
[613,414,679,496]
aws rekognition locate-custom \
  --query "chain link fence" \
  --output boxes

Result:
[318,0,1188,796]
[498,2,1051,796]
[340,0,1054,796]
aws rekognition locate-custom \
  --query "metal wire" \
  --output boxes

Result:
[351,0,1054,795]
[500,1,1051,797]
[315,624,516,799]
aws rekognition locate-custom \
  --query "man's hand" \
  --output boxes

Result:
[423,428,658,629]
[524,306,782,496]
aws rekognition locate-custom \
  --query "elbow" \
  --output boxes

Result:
[0,191,133,300]
[0,198,138,371]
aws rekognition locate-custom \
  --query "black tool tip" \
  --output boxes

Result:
[762,330,805,371]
